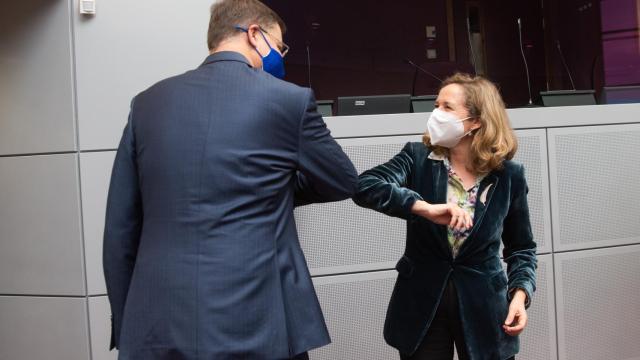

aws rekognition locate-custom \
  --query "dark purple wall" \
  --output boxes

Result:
[263,0,619,107]
[601,0,640,86]
[267,0,458,100]
[544,0,605,95]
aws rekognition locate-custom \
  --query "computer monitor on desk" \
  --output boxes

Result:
[337,94,411,116]
[539,90,596,106]
[411,95,437,113]
[601,86,640,104]
[316,100,334,117]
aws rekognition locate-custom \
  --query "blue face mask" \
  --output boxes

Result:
[256,31,285,79]
[235,26,285,79]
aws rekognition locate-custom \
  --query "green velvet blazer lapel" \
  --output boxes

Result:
[431,160,452,258]
[456,173,499,258]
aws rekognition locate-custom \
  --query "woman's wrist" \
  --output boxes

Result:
[510,288,528,304]
[411,200,430,216]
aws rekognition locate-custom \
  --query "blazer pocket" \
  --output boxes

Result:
[395,256,414,278]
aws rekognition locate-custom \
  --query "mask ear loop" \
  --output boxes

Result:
[257,30,275,53]
[462,117,480,137]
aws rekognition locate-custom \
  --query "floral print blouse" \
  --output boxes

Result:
[428,152,484,258]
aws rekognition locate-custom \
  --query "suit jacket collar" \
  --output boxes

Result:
[200,51,252,67]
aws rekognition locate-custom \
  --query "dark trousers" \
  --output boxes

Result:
[400,280,514,360]
[290,352,309,360]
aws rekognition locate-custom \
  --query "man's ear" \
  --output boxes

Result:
[246,24,261,48]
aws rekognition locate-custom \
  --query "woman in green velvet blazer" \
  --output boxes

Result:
[353,73,537,360]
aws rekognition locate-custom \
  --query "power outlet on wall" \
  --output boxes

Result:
[426,26,436,38]
[80,0,96,15]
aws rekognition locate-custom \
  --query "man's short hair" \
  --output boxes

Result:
[207,0,286,51]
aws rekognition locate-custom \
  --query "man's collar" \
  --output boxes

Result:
[200,51,252,67]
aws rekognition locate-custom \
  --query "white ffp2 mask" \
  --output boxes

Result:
[427,108,472,148]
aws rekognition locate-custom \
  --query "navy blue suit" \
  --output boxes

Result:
[103,51,358,359]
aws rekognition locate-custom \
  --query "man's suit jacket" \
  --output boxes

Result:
[353,142,537,360]
[103,51,358,360]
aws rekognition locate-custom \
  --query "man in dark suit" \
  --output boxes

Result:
[102,1,357,359]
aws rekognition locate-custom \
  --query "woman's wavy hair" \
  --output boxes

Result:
[423,73,517,175]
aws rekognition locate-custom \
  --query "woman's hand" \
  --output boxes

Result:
[411,200,472,231]
[503,289,528,336]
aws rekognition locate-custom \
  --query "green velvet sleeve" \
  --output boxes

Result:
[352,142,423,220]
[502,164,538,308]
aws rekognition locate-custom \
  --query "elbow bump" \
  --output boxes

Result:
[341,171,359,197]
[337,182,357,200]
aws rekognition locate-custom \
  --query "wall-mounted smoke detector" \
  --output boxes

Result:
[80,0,96,15]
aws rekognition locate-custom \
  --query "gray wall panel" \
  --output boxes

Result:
[89,296,118,360]
[0,154,85,296]
[80,151,116,295]
[297,136,421,275]
[298,131,551,274]
[517,254,558,360]
[0,0,76,155]
[548,124,640,251]
[311,271,397,360]
[512,129,553,254]
[0,296,90,360]
[73,0,218,151]
[310,260,556,360]
[555,245,640,360]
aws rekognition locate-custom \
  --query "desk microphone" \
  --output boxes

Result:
[305,21,321,89]
[404,59,443,96]
[556,40,576,90]
[306,43,312,88]
[517,18,533,105]
[466,16,478,75]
